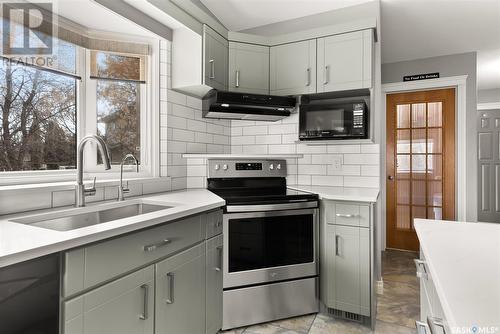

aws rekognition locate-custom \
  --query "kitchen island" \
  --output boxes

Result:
[414,219,500,333]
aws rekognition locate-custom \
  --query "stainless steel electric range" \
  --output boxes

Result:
[207,159,319,330]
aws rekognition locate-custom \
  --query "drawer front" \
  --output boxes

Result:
[328,203,369,227]
[206,209,223,239]
[64,214,204,297]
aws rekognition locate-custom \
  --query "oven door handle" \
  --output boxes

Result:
[225,201,318,212]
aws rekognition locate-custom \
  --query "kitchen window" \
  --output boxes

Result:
[0,35,159,185]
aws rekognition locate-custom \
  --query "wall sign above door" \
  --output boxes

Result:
[403,72,440,81]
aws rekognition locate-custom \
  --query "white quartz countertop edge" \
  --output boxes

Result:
[0,189,225,268]
[414,219,500,330]
[287,185,379,202]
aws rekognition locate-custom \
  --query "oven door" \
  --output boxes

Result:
[223,208,318,288]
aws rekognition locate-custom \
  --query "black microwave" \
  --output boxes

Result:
[299,101,368,140]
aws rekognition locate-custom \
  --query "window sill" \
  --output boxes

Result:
[0,176,169,194]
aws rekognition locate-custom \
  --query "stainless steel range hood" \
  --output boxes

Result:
[202,90,296,121]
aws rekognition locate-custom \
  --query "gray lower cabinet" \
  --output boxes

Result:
[320,200,372,318]
[62,209,224,334]
[63,266,154,334]
[155,243,206,334]
[205,234,223,334]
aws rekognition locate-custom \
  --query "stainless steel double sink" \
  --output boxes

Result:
[10,202,172,232]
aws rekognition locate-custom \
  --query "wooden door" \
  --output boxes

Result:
[270,39,316,96]
[386,89,455,251]
[228,42,269,94]
[316,30,372,93]
[155,243,206,334]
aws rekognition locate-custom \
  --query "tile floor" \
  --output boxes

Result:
[220,250,419,334]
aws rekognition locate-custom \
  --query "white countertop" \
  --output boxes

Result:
[182,154,304,159]
[414,219,500,330]
[288,185,379,202]
[0,189,225,268]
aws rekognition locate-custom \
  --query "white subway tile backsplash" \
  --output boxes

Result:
[186,96,202,109]
[243,126,268,136]
[361,144,380,153]
[297,174,312,185]
[233,136,255,145]
[167,116,187,129]
[167,89,187,105]
[195,132,213,144]
[187,165,207,177]
[171,129,195,142]
[296,144,327,154]
[361,165,380,176]
[187,119,207,132]
[344,154,380,165]
[298,164,326,175]
[242,145,268,154]
[268,124,297,135]
[311,175,343,187]
[344,176,380,188]
[327,145,361,153]
[186,142,207,153]
[268,144,296,154]
[327,165,361,176]
[255,134,281,145]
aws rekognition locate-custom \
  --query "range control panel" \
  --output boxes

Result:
[208,159,287,178]
[236,162,262,170]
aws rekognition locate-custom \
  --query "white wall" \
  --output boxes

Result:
[478,88,500,104]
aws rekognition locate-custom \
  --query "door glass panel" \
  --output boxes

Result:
[428,181,443,206]
[397,104,410,128]
[228,214,313,273]
[428,207,442,220]
[412,180,426,205]
[397,130,411,153]
[412,129,427,153]
[396,205,410,229]
[428,102,442,127]
[412,206,427,224]
[428,128,442,153]
[428,155,442,181]
[411,155,426,179]
[412,103,426,128]
[397,180,410,204]
[397,155,410,179]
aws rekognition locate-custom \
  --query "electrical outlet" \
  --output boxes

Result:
[331,156,342,171]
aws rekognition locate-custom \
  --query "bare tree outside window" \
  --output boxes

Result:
[94,51,142,165]
[0,60,77,171]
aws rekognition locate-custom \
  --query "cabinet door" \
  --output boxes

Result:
[63,266,154,334]
[270,39,316,96]
[228,42,269,94]
[324,224,370,316]
[205,234,223,334]
[155,243,206,334]
[317,30,372,93]
[204,25,228,91]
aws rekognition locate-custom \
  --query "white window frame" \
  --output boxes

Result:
[0,35,160,186]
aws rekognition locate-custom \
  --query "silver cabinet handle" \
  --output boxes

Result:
[215,246,223,272]
[306,68,311,86]
[209,59,215,79]
[415,320,430,334]
[166,272,174,304]
[428,317,447,334]
[336,213,358,218]
[139,284,149,320]
[414,259,428,280]
[335,235,340,256]
[235,70,240,88]
[143,239,171,252]
[324,65,330,85]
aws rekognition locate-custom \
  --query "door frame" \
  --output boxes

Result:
[380,75,468,250]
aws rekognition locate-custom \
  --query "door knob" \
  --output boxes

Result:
[388,175,394,180]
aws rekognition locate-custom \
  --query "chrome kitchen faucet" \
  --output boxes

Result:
[119,153,140,201]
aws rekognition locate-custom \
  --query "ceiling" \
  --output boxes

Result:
[200,0,500,90]
[199,0,372,32]
[53,0,157,37]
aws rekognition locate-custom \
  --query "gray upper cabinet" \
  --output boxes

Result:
[270,39,317,96]
[204,25,228,91]
[155,243,206,334]
[228,42,270,94]
[317,30,373,93]
[205,234,223,334]
[63,266,154,334]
